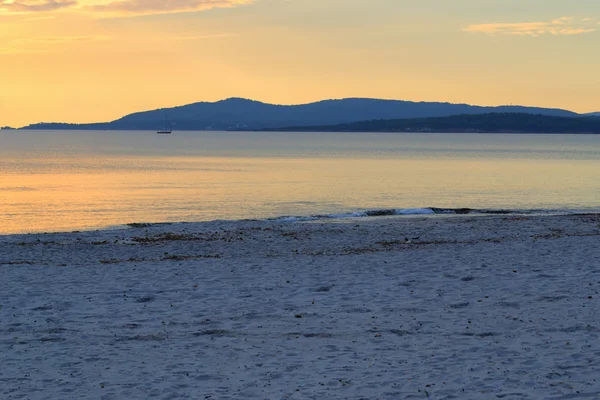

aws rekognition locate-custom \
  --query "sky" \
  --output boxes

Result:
[1,0,599,127]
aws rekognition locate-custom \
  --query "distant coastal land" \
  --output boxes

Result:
[269,113,600,134]
[8,97,600,133]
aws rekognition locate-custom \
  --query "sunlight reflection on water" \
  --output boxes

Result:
[1,130,599,234]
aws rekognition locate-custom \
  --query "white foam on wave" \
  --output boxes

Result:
[328,212,369,218]
[395,208,435,215]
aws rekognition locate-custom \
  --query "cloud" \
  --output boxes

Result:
[88,0,252,16]
[464,17,596,37]
[0,0,77,13]
[0,0,253,15]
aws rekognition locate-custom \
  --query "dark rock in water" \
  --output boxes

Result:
[127,222,153,228]
[454,208,472,214]
[430,208,472,214]
[482,209,513,214]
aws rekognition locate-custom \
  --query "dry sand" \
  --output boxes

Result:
[1,214,600,399]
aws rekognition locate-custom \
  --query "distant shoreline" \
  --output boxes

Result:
[8,128,600,134]
[10,112,600,134]
[261,113,600,134]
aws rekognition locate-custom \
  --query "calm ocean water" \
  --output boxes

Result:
[1,130,599,234]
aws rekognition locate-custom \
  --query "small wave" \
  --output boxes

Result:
[269,208,439,222]
[397,208,435,215]
[264,207,570,223]
[122,207,596,231]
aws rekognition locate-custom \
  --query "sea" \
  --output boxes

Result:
[1,130,599,234]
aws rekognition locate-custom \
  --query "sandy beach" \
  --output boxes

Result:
[1,213,599,399]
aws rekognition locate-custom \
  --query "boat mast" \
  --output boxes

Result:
[165,113,171,131]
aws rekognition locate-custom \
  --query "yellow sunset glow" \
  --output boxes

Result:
[1,0,599,127]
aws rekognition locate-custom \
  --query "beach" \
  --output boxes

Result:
[1,213,599,399]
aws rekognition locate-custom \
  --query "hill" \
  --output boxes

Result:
[19,98,581,130]
[272,113,600,134]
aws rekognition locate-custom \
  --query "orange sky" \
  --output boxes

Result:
[1,0,599,127]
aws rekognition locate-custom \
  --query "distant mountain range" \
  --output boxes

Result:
[16,97,598,131]
[273,113,600,134]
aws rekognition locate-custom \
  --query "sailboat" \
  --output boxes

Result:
[157,113,172,134]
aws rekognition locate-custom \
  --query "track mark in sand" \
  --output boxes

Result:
[98,254,222,265]
[31,305,53,311]
[449,302,470,309]
[389,329,413,336]
[131,233,204,243]
[131,229,256,244]
[116,333,167,342]
[495,301,520,308]
[99,259,123,265]
[398,307,426,313]
[284,332,335,338]
[496,392,527,398]
[0,260,34,266]
[340,307,372,314]
[162,254,222,261]
[43,328,69,334]
[193,329,231,337]
[460,332,498,338]
[314,285,335,292]
[39,337,66,342]
[135,296,155,303]
[538,296,569,302]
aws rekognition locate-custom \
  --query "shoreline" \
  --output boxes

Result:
[10,128,600,134]
[2,206,599,237]
[2,213,600,398]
